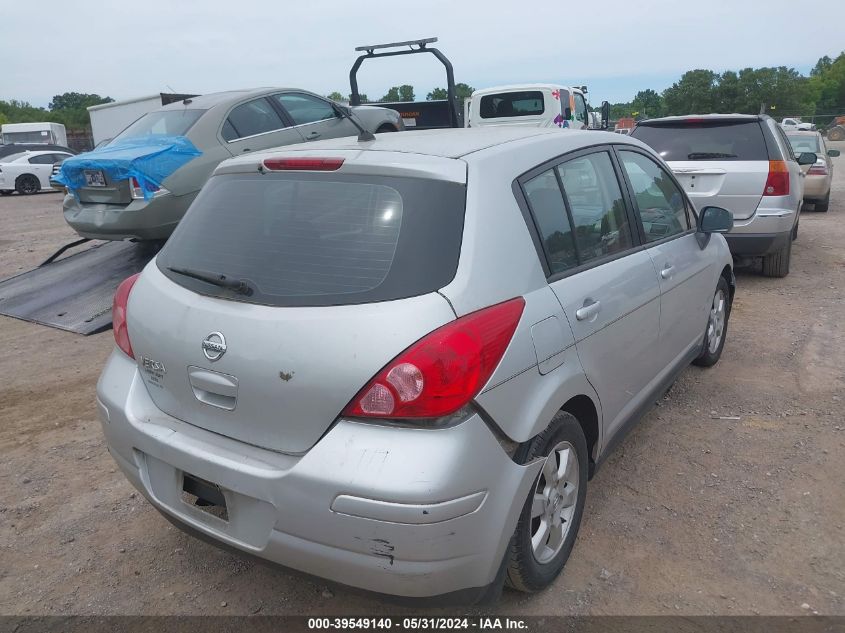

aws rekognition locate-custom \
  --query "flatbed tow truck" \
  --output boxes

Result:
[0,38,460,335]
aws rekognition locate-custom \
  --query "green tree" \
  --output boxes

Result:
[714,70,741,112]
[48,92,112,111]
[630,89,664,118]
[381,85,415,102]
[663,69,718,115]
[326,91,345,102]
[426,83,474,101]
[348,93,369,103]
[808,52,845,120]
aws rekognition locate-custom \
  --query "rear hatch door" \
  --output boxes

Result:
[632,118,770,220]
[128,158,467,454]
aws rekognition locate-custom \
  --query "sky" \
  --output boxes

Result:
[2,0,841,108]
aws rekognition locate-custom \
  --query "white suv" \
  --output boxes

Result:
[632,114,817,277]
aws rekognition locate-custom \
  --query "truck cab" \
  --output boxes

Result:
[465,84,592,130]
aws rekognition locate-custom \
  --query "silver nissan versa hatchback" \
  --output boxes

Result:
[98,127,735,602]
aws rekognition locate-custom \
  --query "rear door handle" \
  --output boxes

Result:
[575,299,601,321]
[306,131,321,140]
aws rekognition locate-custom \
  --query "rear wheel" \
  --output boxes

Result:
[762,238,791,278]
[694,277,731,367]
[15,174,40,195]
[506,411,588,593]
[814,191,830,213]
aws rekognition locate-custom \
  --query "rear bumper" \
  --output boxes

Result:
[62,191,196,241]
[802,175,830,200]
[96,350,540,599]
[725,204,796,256]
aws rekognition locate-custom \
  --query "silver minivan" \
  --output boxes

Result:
[97,128,734,602]
[632,114,817,277]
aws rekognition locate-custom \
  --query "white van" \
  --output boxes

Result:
[466,84,592,130]
[1,122,67,146]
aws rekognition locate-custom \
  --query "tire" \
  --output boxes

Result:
[814,191,830,213]
[0,190,13,196]
[693,276,731,367]
[762,238,791,278]
[15,174,40,195]
[505,411,588,593]
[828,126,845,142]
[792,220,799,241]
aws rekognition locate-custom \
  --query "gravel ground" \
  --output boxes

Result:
[1,146,844,616]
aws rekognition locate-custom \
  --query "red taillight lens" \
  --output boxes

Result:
[342,298,526,420]
[263,157,344,171]
[807,164,827,176]
[763,160,789,196]
[130,176,160,200]
[113,273,141,359]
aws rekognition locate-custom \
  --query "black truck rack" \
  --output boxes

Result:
[349,37,462,130]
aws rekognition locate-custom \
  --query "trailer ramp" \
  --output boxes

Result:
[0,241,155,335]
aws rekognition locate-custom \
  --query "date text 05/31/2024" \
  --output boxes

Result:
[307,617,529,630]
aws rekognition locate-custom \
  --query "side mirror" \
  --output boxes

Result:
[797,151,817,165]
[699,206,733,234]
[600,101,610,130]
[828,149,841,157]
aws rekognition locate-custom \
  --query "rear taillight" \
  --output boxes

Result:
[113,273,141,359]
[263,157,344,171]
[763,160,789,196]
[130,176,167,200]
[807,164,828,176]
[342,298,525,420]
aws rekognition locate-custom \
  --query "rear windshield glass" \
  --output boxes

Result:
[786,134,820,154]
[157,173,466,307]
[110,109,204,144]
[632,121,768,161]
[479,91,545,119]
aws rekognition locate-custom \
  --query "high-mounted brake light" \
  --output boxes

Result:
[263,157,345,171]
[763,160,789,196]
[342,298,525,420]
[113,273,141,359]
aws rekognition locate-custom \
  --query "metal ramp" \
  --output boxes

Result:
[0,241,155,335]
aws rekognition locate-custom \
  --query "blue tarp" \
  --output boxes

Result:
[55,135,202,200]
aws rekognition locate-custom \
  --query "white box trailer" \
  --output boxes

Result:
[1,122,67,146]
[87,93,196,146]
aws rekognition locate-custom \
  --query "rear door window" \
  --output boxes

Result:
[158,173,466,307]
[556,152,633,262]
[273,93,336,126]
[479,91,545,118]
[223,98,286,141]
[632,120,768,161]
[618,150,690,242]
[523,169,578,274]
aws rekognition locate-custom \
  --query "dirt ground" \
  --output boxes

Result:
[1,146,844,617]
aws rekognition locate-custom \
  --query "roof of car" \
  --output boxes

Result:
[639,113,765,124]
[157,88,289,111]
[247,127,576,160]
[471,84,578,95]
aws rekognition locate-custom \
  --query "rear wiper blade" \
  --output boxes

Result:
[167,266,254,296]
[687,152,737,160]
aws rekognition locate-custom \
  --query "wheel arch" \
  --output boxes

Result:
[720,264,735,305]
[560,395,600,478]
